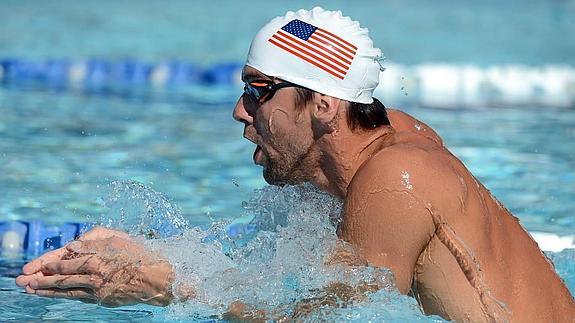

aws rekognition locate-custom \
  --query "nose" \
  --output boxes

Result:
[232,95,253,125]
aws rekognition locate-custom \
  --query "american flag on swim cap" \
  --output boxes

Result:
[268,19,357,80]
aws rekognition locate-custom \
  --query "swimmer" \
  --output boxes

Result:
[16,7,575,322]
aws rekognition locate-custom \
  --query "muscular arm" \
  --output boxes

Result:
[337,145,512,322]
[338,149,437,294]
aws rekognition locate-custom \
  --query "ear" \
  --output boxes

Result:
[312,94,341,125]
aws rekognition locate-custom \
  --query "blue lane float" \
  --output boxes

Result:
[0,220,257,256]
[1,58,574,107]
[0,58,242,88]
[0,221,92,256]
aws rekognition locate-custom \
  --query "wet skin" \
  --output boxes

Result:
[16,65,575,322]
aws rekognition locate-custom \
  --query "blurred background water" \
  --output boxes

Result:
[1,0,574,65]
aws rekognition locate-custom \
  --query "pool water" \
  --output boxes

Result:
[1,0,574,321]
[1,85,574,321]
[1,87,573,234]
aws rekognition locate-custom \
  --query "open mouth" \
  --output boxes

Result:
[253,145,263,165]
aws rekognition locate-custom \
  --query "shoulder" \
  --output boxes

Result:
[386,108,444,145]
[350,143,461,196]
[345,142,468,223]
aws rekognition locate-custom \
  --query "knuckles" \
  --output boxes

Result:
[108,236,125,248]
[43,261,62,274]
[86,257,101,273]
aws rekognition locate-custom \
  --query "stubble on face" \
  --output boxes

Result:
[262,137,317,185]
[259,107,318,186]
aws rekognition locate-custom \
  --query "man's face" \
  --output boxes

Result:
[233,66,317,185]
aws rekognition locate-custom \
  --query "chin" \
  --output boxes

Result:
[263,165,307,186]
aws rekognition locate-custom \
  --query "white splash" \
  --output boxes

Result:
[101,182,443,321]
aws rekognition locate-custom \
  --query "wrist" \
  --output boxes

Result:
[139,260,175,306]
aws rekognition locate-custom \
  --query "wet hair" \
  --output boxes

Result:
[294,87,390,131]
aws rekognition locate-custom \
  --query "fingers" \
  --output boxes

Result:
[21,227,130,276]
[65,239,98,254]
[34,288,97,301]
[25,285,37,294]
[15,271,45,287]
[29,274,102,290]
[25,273,100,302]
[42,256,100,275]
[22,247,67,275]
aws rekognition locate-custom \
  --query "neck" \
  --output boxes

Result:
[310,115,394,199]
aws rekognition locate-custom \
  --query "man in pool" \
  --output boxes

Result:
[16,7,575,322]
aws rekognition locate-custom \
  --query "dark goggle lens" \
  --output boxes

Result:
[243,80,302,103]
[244,81,273,102]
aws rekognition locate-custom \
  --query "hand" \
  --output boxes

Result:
[15,227,174,307]
[16,227,130,291]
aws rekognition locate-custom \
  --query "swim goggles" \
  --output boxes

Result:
[243,79,305,103]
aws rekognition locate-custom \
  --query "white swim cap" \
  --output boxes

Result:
[246,7,383,104]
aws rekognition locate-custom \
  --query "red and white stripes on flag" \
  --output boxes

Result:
[268,19,357,80]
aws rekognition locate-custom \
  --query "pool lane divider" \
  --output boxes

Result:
[1,58,574,108]
[0,59,243,89]
[0,221,93,257]
[0,220,573,258]
[0,220,256,257]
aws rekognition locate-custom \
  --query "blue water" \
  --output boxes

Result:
[1,87,573,233]
[0,0,574,321]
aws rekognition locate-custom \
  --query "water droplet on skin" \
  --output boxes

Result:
[401,171,413,190]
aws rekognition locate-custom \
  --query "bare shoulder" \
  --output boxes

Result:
[386,108,443,145]
[349,142,463,200]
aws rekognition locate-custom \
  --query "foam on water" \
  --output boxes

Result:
[95,180,190,238]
